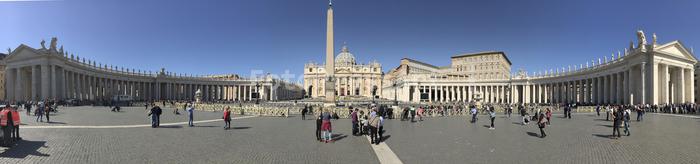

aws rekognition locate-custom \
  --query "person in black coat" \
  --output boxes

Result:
[155,106,162,127]
[612,108,622,139]
[301,105,308,120]
[315,114,322,141]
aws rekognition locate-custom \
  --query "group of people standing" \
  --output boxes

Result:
[314,105,386,145]
[146,102,197,128]
[22,100,56,123]
[350,106,384,145]
[600,105,632,139]
[1,105,21,147]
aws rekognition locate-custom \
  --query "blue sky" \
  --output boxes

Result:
[1,0,699,81]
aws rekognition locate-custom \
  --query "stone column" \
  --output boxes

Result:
[617,72,623,104]
[686,68,694,103]
[248,85,252,101]
[30,66,37,100]
[641,62,647,104]
[679,67,685,103]
[6,68,15,101]
[599,77,604,105]
[16,68,24,101]
[604,75,609,104]
[49,65,56,99]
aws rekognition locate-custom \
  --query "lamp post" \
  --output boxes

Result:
[417,82,421,103]
[393,80,401,106]
[254,81,262,104]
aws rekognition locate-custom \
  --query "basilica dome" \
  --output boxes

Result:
[335,45,356,66]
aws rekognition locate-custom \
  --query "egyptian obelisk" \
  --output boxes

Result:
[324,0,336,106]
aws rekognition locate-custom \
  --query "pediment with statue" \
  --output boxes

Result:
[653,41,698,63]
[4,44,48,62]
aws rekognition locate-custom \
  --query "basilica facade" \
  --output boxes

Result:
[304,45,383,99]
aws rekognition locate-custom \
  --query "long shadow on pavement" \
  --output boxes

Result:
[526,132,540,138]
[158,125,183,128]
[232,126,251,130]
[0,140,50,158]
[194,125,218,128]
[592,134,612,139]
[381,135,391,142]
[332,134,347,141]
[47,121,67,124]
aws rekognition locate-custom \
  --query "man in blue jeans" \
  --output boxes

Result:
[187,104,195,127]
[470,107,477,123]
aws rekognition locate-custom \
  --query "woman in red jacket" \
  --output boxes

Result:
[223,106,232,130]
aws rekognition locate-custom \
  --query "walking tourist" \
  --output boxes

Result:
[321,109,333,143]
[624,107,631,136]
[538,112,547,138]
[351,108,358,136]
[611,108,621,139]
[44,103,51,122]
[489,108,496,129]
[636,105,644,122]
[417,106,424,121]
[316,113,322,141]
[223,106,231,130]
[520,106,528,125]
[369,111,380,144]
[35,101,44,122]
[410,106,416,122]
[507,105,513,118]
[187,104,194,127]
[596,105,601,116]
[470,106,478,123]
[301,105,308,120]
[25,102,31,116]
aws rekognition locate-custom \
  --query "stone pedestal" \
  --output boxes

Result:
[324,77,336,107]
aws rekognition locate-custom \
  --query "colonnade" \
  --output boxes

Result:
[387,82,511,103]
[4,64,275,102]
[4,43,303,102]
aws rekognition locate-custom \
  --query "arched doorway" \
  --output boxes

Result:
[307,85,313,97]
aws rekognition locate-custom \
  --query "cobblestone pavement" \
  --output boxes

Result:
[1,106,699,164]
[17,106,233,126]
[383,113,700,164]
[1,106,378,164]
